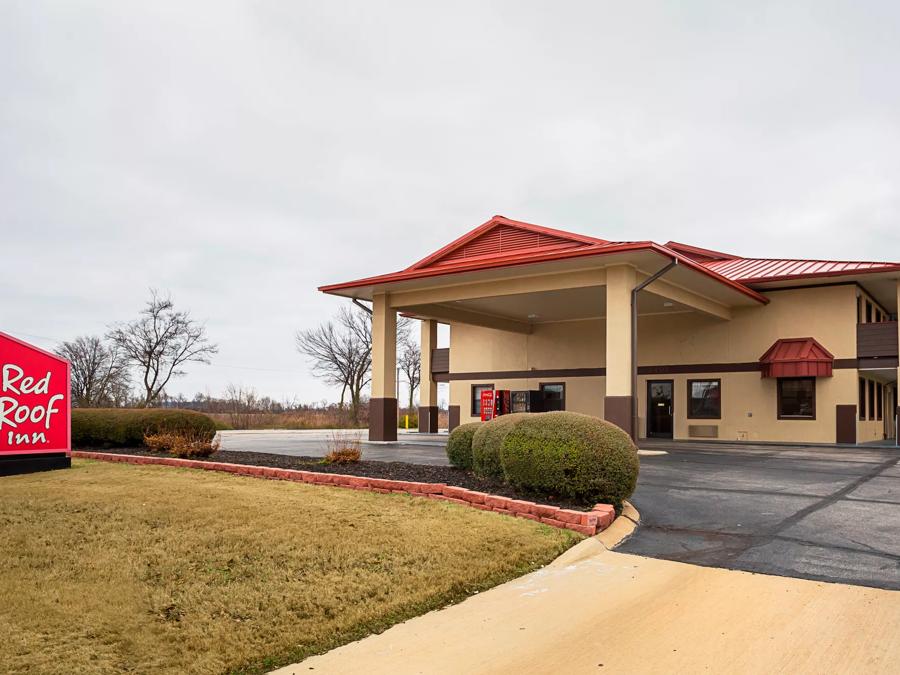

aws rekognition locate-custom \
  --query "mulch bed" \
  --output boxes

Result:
[82,447,592,511]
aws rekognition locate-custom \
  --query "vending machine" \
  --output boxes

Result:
[495,390,511,416]
[511,390,545,413]
[480,390,512,421]
[480,389,496,421]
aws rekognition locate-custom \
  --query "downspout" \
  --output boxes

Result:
[352,298,373,315]
[631,259,679,440]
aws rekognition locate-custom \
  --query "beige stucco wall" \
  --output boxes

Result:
[634,370,854,444]
[450,375,606,422]
[449,320,606,423]
[449,283,879,442]
[636,284,857,364]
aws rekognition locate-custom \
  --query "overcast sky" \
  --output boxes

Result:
[3,1,899,404]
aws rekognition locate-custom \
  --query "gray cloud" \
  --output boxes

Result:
[2,1,899,402]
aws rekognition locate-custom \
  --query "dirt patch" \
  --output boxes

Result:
[85,447,593,511]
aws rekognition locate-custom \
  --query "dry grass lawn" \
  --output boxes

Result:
[0,460,579,675]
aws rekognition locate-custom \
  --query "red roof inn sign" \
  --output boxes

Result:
[0,332,71,475]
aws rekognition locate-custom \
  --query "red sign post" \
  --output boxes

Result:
[0,332,71,475]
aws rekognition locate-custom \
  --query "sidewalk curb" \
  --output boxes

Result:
[597,500,640,550]
[548,501,640,567]
[72,451,617,537]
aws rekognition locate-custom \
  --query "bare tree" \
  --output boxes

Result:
[398,337,421,411]
[295,305,409,424]
[107,290,218,407]
[55,335,131,407]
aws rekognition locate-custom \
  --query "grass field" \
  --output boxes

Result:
[0,460,579,675]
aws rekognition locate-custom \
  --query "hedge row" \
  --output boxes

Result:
[446,411,639,509]
[71,409,218,448]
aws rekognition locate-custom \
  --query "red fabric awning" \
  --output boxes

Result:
[759,338,834,378]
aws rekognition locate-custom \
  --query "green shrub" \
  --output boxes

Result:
[472,413,530,480]
[72,408,218,448]
[499,412,639,508]
[445,422,480,469]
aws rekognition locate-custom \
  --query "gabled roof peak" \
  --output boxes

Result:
[405,215,608,272]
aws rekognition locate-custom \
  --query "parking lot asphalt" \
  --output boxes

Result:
[220,430,900,589]
[217,429,451,465]
[619,441,900,590]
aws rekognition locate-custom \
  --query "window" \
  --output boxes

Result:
[471,384,493,416]
[687,379,721,419]
[866,301,873,323]
[540,382,566,411]
[868,380,876,420]
[778,378,816,420]
[877,383,883,421]
[859,377,867,421]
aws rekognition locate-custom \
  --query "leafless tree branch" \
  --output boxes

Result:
[107,289,218,407]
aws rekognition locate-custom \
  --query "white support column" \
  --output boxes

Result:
[370,293,397,441]
[418,320,439,433]
[605,265,635,436]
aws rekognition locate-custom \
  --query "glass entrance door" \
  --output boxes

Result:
[647,380,674,439]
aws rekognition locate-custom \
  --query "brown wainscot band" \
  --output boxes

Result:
[417,405,439,433]
[436,367,605,383]
[436,359,864,382]
[603,396,633,436]
[448,405,461,431]
[369,398,398,442]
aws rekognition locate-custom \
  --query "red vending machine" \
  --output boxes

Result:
[480,390,511,421]
[480,389,496,421]
[494,390,511,417]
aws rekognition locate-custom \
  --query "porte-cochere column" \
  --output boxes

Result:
[604,265,635,436]
[370,293,397,441]
[418,319,439,433]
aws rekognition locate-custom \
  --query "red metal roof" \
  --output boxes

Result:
[664,241,738,263]
[759,338,834,378]
[407,216,608,270]
[703,257,900,283]
[321,217,900,297]
[319,216,769,304]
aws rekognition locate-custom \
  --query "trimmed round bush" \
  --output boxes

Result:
[72,408,218,448]
[472,413,530,480]
[499,411,639,508]
[445,422,480,469]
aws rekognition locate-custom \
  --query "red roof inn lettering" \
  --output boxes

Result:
[0,332,71,473]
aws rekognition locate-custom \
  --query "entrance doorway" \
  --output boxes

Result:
[647,380,674,438]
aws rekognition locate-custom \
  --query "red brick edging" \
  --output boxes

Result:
[72,451,616,536]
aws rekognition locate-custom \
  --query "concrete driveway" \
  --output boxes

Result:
[620,441,900,590]
[274,540,900,675]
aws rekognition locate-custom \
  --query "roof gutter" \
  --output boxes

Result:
[631,258,679,440]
